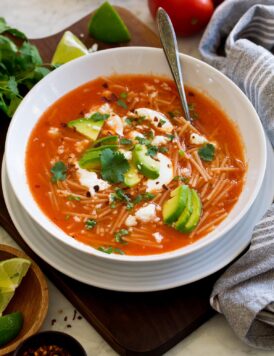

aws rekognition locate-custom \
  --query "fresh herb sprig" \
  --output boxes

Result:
[0,18,54,118]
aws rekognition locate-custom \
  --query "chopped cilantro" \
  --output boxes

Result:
[100,149,130,183]
[67,195,81,201]
[159,118,166,125]
[114,229,129,244]
[136,137,150,145]
[120,92,128,99]
[168,110,181,118]
[133,192,155,205]
[179,149,185,157]
[198,143,215,162]
[120,137,132,145]
[50,161,67,183]
[98,246,125,255]
[159,147,168,154]
[125,117,133,125]
[188,103,196,111]
[173,176,189,183]
[117,99,128,109]
[146,130,154,140]
[85,219,96,230]
[115,188,131,202]
[137,116,146,124]
[90,112,110,122]
[146,145,158,157]
[166,134,175,141]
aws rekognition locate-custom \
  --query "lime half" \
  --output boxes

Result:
[0,311,23,346]
[89,2,131,43]
[0,258,31,315]
[51,31,89,65]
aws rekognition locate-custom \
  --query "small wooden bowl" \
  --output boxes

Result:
[0,244,48,355]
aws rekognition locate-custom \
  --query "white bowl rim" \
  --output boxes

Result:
[5,46,267,263]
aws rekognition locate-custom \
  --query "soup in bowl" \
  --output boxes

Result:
[5,47,266,261]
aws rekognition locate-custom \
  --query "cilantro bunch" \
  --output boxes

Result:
[0,18,53,118]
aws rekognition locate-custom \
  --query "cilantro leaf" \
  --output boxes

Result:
[166,134,174,141]
[90,112,109,122]
[198,144,215,162]
[0,17,26,39]
[98,246,125,255]
[159,147,168,154]
[114,229,129,244]
[120,137,132,145]
[100,148,129,183]
[146,145,158,157]
[136,137,150,146]
[120,92,128,99]
[50,161,67,183]
[67,195,81,201]
[117,99,128,109]
[85,219,96,230]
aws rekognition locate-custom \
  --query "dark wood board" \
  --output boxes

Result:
[0,7,219,355]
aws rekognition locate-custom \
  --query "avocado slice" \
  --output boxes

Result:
[79,145,118,170]
[163,185,189,224]
[67,118,104,141]
[88,2,131,43]
[94,135,118,147]
[181,190,202,233]
[133,144,160,179]
[174,188,193,232]
[124,163,141,187]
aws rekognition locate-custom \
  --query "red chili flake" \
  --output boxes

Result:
[93,185,100,193]
[60,122,67,128]
[188,91,195,97]
[86,191,91,198]
[102,82,109,89]
[34,184,40,188]
[51,319,56,326]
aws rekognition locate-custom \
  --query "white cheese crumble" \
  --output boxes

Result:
[48,127,60,136]
[73,216,81,222]
[146,153,173,192]
[190,133,208,146]
[120,150,132,161]
[152,232,164,243]
[151,135,168,146]
[128,131,145,140]
[125,215,138,227]
[135,108,173,133]
[106,114,124,136]
[135,203,157,223]
[76,164,110,196]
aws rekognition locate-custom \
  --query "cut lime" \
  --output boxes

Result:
[88,2,131,43]
[0,258,31,315]
[0,311,23,347]
[51,31,89,65]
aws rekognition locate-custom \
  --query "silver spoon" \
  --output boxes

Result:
[157,7,192,122]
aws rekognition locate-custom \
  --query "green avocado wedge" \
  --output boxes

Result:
[79,145,118,170]
[174,188,193,232]
[124,163,141,187]
[88,2,131,43]
[67,118,104,141]
[181,189,202,233]
[93,135,118,147]
[132,144,160,179]
[163,185,189,224]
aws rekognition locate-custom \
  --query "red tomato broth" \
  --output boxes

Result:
[26,74,246,256]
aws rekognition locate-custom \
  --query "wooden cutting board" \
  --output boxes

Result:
[0,7,219,355]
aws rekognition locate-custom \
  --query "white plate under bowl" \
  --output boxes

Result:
[5,47,266,262]
[2,138,273,292]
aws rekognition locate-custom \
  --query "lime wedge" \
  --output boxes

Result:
[0,311,23,347]
[88,2,131,43]
[51,31,89,65]
[0,258,31,315]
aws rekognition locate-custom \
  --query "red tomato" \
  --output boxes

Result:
[148,0,214,37]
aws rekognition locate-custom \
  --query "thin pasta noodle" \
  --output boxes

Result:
[210,183,235,206]
[196,212,228,235]
[188,155,209,182]
[124,237,163,248]
[193,151,211,180]
[110,206,126,233]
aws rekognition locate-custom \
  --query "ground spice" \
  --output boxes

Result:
[23,344,71,356]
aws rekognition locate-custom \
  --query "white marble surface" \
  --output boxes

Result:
[0,1,272,355]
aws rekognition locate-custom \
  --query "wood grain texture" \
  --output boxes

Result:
[0,7,218,355]
[0,245,48,356]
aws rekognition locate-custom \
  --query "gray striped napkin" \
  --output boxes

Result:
[199,0,274,350]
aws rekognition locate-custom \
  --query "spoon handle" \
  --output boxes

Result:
[157,7,191,122]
